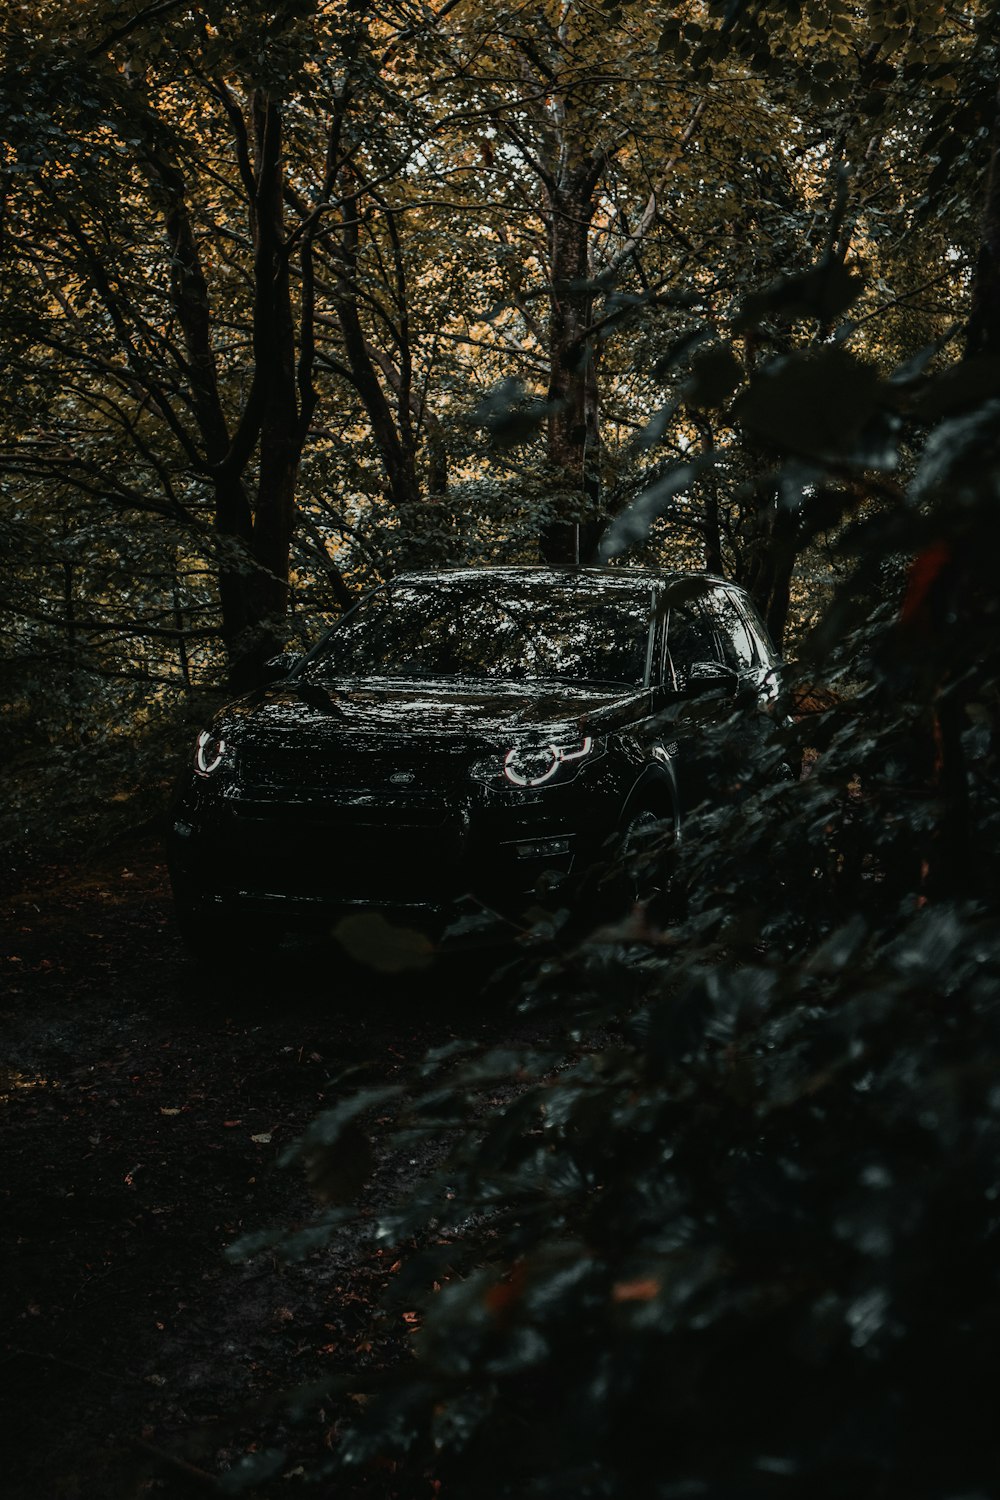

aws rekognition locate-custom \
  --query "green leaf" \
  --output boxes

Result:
[598,459,709,560]
[468,379,556,452]
[219,1449,286,1494]
[685,345,742,409]
[910,357,1000,420]
[333,911,435,972]
[652,327,712,379]
[735,258,865,332]
[734,348,883,463]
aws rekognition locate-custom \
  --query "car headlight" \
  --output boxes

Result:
[193,728,228,777]
[502,736,594,788]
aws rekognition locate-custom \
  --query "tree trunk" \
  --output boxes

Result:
[231,91,301,688]
[742,486,797,653]
[152,134,262,685]
[62,558,76,668]
[171,564,192,690]
[965,80,1000,359]
[212,473,256,674]
[695,421,724,575]
[542,176,601,565]
[335,187,421,515]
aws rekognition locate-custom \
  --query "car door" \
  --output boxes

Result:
[605,584,682,828]
[702,586,778,705]
[656,582,774,814]
[657,586,729,694]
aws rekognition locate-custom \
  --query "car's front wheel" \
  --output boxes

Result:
[581,804,679,924]
[619,808,672,907]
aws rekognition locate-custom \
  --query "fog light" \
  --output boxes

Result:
[515,837,571,861]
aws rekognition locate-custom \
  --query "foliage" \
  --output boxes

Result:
[232,304,1000,1493]
[3,2,1000,1489]
[4,0,993,862]
[2,0,990,712]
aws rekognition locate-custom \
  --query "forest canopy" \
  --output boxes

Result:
[2,0,991,729]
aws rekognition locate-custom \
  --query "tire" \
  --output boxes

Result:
[581,807,668,918]
[619,808,667,907]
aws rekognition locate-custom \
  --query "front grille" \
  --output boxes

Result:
[228,796,451,829]
[237,738,470,793]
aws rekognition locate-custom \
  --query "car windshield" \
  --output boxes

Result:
[309,577,653,686]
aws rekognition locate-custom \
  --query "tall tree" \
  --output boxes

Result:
[1,0,462,684]
[418,0,716,563]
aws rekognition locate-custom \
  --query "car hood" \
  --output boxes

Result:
[221,675,645,748]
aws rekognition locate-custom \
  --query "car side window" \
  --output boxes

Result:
[731,592,780,667]
[663,602,719,689]
[702,589,758,672]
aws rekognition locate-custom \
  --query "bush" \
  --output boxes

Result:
[238,373,1000,1499]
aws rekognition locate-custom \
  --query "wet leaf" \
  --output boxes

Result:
[734,348,883,462]
[333,911,434,973]
[910,356,1000,419]
[735,258,865,331]
[684,345,742,409]
[219,1448,286,1495]
[598,459,709,560]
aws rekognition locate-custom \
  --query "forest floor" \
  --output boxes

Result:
[1,834,535,1499]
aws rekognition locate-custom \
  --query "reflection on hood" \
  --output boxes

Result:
[228,676,643,746]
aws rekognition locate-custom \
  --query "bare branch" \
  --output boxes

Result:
[598,98,708,281]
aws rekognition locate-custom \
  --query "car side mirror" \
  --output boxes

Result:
[262,651,304,683]
[686,660,740,696]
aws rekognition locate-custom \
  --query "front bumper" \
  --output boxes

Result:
[168,771,623,928]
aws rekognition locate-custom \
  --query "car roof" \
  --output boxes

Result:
[394,565,732,590]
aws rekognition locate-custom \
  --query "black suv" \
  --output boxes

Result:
[168,566,780,945]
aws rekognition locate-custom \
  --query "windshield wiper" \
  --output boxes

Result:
[541,675,633,690]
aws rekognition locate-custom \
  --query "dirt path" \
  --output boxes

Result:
[1,837,527,1498]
